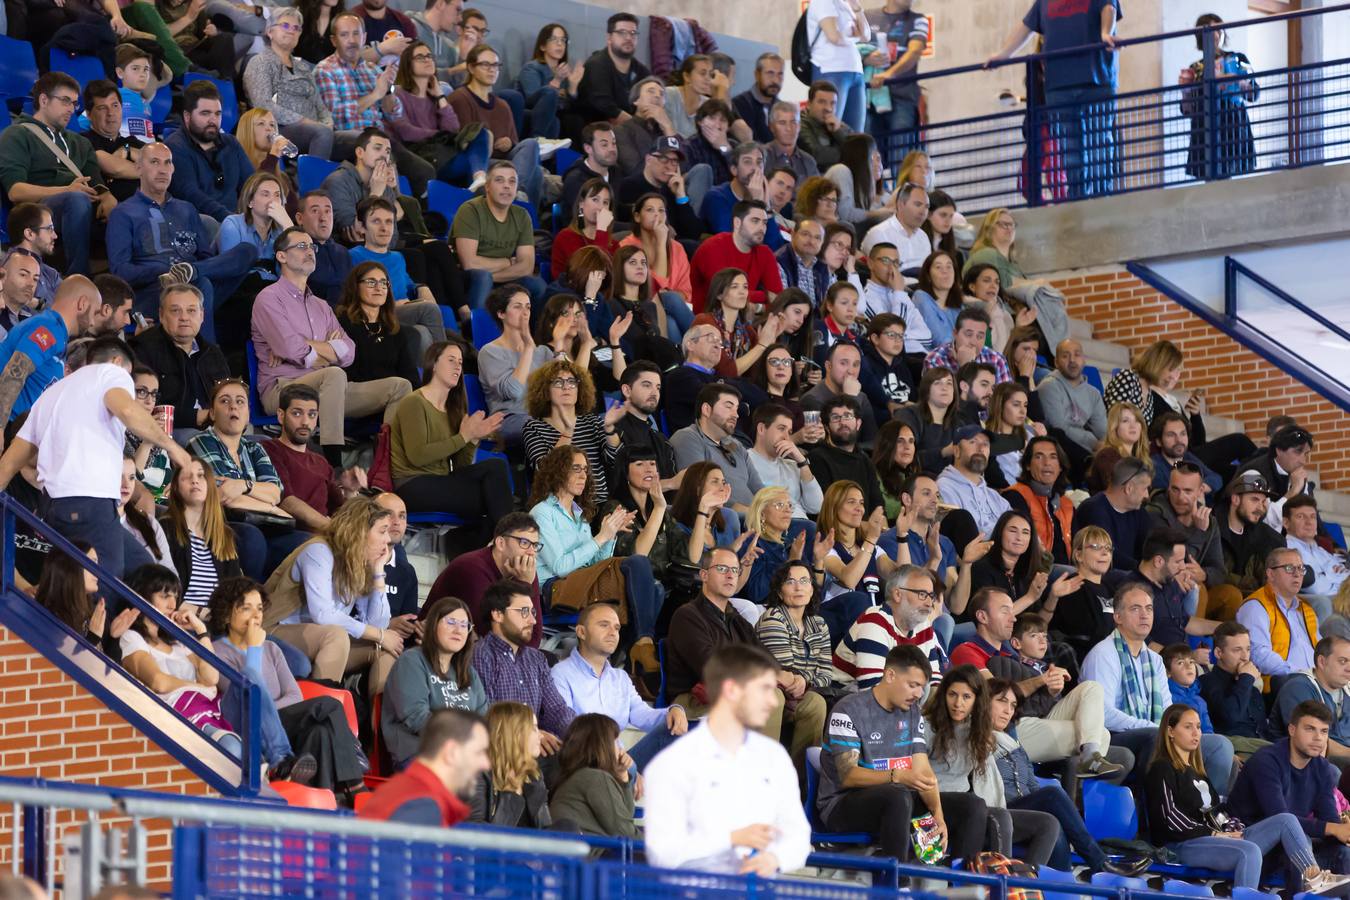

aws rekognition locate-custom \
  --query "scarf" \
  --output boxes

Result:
[1114,630,1164,723]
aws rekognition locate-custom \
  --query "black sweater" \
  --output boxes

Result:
[128,326,230,432]
[338,313,420,387]
[1198,667,1270,740]
[1145,759,1217,845]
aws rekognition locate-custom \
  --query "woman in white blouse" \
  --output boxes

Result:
[806,0,874,132]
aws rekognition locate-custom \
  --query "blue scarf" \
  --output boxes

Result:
[1114,631,1164,723]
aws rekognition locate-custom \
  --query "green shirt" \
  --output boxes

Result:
[450,196,533,261]
[964,245,1025,292]
[388,390,476,481]
[0,115,105,194]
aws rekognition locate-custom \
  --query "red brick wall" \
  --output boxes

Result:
[0,628,214,893]
[1052,268,1350,492]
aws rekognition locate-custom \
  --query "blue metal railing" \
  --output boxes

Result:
[873,3,1350,212]
[0,491,264,797]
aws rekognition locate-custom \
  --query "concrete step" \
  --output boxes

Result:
[1068,317,1094,341]
[1081,337,1130,368]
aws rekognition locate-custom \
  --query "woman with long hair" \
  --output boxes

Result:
[922,190,962,270]
[266,496,401,695]
[897,150,933,191]
[696,268,780,377]
[897,366,958,475]
[533,293,595,370]
[600,444,697,589]
[757,289,818,380]
[985,380,1046,490]
[391,39,491,187]
[479,285,551,446]
[738,343,809,438]
[661,54,722,139]
[120,453,171,567]
[388,340,512,534]
[217,171,292,283]
[872,419,921,520]
[1146,704,1344,891]
[1180,14,1258,180]
[551,260,631,392]
[670,461,741,554]
[234,108,302,191]
[1087,401,1153,494]
[37,543,137,652]
[812,280,864,363]
[968,511,1070,620]
[923,665,1061,865]
[550,713,639,838]
[821,222,865,296]
[470,702,574,829]
[817,480,907,643]
[208,577,367,797]
[524,359,621,503]
[1048,527,1116,661]
[293,0,341,64]
[966,208,1031,293]
[1002,325,1046,394]
[912,250,964,348]
[608,245,679,367]
[795,177,841,225]
[335,262,424,386]
[962,262,1023,353]
[126,366,172,503]
[162,458,243,608]
[825,133,887,229]
[383,595,488,769]
[241,7,335,159]
[515,23,582,138]
[552,178,620,276]
[620,193,692,312]
[527,444,661,673]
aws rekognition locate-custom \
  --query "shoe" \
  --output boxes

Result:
[1305,867,1350,894]
[273,753,318,786]
[629,639,659,675]
[1103,856,1152,879]
[158,261,194,291]
[467,171,486,193]
[1076,752,1125,779]
[536,138,571,161]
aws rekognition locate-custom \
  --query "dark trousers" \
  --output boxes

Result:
[1194,432,1258,488]
[1111,726,1159,784]
[396,457,515,543]
[822,784,988,863]
[1043,84,1118,200]
[627,721,682,772]
[1010,784,1107,871]
[44,496,123,579]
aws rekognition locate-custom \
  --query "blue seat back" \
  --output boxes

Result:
[297,155,341,195]
[243,341,279,427]
[1084,365,1105,393]
[552,146,580,176]
[0,37,38,102]
[801,747,872,844]
[1037,866,1086,900]
[397,175,412,197]
[551,203,564,237]
[470,308,502,350]
[1090,873,1149,891]
[514,199,539,227]
[426,180,473,238]
[1082,780,1138,842]
[1164,880,1215,897]
[182,73,240,132]
[464,373,487,415]
[48,50,105,96]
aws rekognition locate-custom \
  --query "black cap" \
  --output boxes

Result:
[648,135,686,160]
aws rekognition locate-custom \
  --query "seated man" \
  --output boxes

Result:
[733,52,784,145]
[800,341,880,446]
[860,244,931,354]
[1072,457,1153,571]
[797,81,853,170]
[936,425,1012,540]
[0,251,43,337]
[373,492,420,626]
[262,384,368,532]
[615,76,679,177]
[818,644,988,865]
[1038,338,1107,463]
[297,190,352,307]
[689,200,783,311]
[428,513,543,646]
[764,100,821,184]
[616,136,710,242]
[670,383,763,516]
[1228,700,1350,875]
[164,80,253,231]
[107,142,255,337]
[1147,462,1229,603]
[1150,411,1222,495]
[0,73,117,276]
[4,203,62,309]
[833,565,946,690]
[1286,495,1349,604]
[660,322,723,434]
[922,306,1012,384]
[81,78,142,203]
[1136,528,1218,652]
[807,394,886,515]
[128,284,229,445]
[1271,635,1350,767]
[860,183,932,271]
[320,128,413,241]
[451,161,546,318]
[1199,621,1274,755]
[552,604,689,771]
[1081,582,1235,788]
[253,226,413,466]
[470,579,574,755]
[560,123,620,217]
[776,218,829,307]
[747,402,823,522]
[359,708,489,826]
[1237,547,1321,690]
[701,142,767,236]
[1220,471,1289,603]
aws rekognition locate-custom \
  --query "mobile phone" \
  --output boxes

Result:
[132,312,149,330]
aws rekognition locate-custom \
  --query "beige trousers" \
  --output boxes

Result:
[262,367,411,446]
[271,622,396,696]
[1017,680,1112,763]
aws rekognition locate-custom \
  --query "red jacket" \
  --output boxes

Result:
[358,760,470,827]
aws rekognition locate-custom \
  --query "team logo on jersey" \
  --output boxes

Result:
[28,328,55,351]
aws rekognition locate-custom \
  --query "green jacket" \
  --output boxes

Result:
[0,114,104,196]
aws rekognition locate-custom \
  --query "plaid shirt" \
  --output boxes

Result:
[313,54,404,131]
[187,428,282,488]
[922,343,1013,384]
[471,632,575,737]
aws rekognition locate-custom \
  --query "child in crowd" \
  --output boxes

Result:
[79,44,157,142]
[1165,643,1213,734]
[1010,613,1051,675]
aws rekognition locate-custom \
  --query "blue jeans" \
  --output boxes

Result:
[1171,812,1316,888]
[523,86,561,140]
[620,556,661,640]
[813,67,866,133]
[1010,784,1106,871]
[1043,84,1118,199]
[1202,732,1235,796]
[465,270,547,314]
[658,290,692,342]
[44,191,94,275]
[280,120,335,161]
[229,522,267,582]
[499,88,526,140]
[868,100,920,172]
[44,496,123,579]
[508,138,544,209]
[220,672,293,767]
[628,721,682,771]
[438,129,493,186]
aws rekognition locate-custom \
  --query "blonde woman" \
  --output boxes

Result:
[743,486,807,605]
[1087,402,1153,494]
[235,107,301,188]
[469,702,571,830]
[1047,526,1116,661]
[216,171,292,285]
[965,207,1032,293]
[896,150,933,191]
[266,497,401,695]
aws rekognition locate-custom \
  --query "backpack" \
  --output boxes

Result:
[790,10,819,85]
[966,852,1042,900]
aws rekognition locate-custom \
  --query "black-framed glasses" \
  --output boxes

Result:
[134,387,160,401]
[611,28,639,37]
[897,586,937,603]
[550,377,580,390]
[503,534,543,552]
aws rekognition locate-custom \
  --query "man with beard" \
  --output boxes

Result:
[617,136,712,240]
[671,383,762,514]
[732,53,785,144]
[163,81,254,232]
[1150,411,1222,495]
[471,579,575,755]
[575,13,652,125]
[4,204,62,309]
[0,252,43,337]
[689,200,783,310]
[561,124,621,219]
[374,492,422,632]
[0,73,115,276]
[262,384,370,532]
[0,275,99,440]
[1220,471,1288,597]
[833,564,947,689]
[1146,462,1228,593]
[701,143,769,236]
[359,708,490,827]
[807,394,886,514]
[801,341,879,446]
[613,361,678,485]
[936,425,1011,539]
[953,361,997,427]
[87,275,134,338]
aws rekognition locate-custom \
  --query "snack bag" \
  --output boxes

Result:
[911,814,944,864]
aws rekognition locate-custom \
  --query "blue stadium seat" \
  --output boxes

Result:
[1084,366,1105,393]
[397,175,412,197]
[1164,880,1215,897]
[515,199,539,227]
[1037,866,1086,900]
[464,373,487,415]
[0,106,10,131]
[427,180,473,237]
[551,203,564,237]
[1081,780,1137,841]
[243,340,279,427]
[297,155,340,195]
[1325,521,1346,550]
[553,146,580,176]
[1090,873,1149,892]
[470,308,502,350]
[149,84,173,125]
[803,747,873,846]
[1233,889,1282,900]
[48,50,105,96]
[182,73,240,132]
[0,37,38,103]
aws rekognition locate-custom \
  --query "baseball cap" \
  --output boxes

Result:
[953,424,991,444]
[648,135,686,160]
[1229,470,1274,497]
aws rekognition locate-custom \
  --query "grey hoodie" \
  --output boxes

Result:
[1037,370,1107,453]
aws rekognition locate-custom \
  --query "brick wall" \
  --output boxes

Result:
[1051,268,1350,492]
[0,628,213,894]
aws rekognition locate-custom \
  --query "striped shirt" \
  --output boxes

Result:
[754,606,834,690]
[522,414,617,505]
[831,604,947,689]
[182,533,218,607]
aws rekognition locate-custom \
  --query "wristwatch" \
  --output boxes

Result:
[243,479,254,495]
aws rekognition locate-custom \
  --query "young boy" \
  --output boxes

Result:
[79,44,156,142]
[1198,621,1273,756]
[1010,613,1051,675]
[1165,642,1214,733]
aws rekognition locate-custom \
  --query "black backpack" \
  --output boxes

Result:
[790,11,819,85]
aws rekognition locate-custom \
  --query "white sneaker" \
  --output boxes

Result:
[536,138,572,161]
[1305,868,1350,894]
[467,172,486,193]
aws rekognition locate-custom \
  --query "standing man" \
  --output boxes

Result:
[450,161,546,317]
[575,13,651,125]
[409,0,465,84]
[359,709,490,827]
[128,285,230,444]
[164,81,254,231]
[4,204,62,308]
[763,101,820,184]
[644,643,811,876]
[732,53,785,144]
[866,0,929,161]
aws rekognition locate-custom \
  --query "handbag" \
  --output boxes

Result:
[548,557,627,623]
[368,424,395,493]
[405,122,486,171]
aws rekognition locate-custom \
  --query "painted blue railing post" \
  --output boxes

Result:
[20,804,44,884]
[1024,59,1044,207]
[1223,256,1238,321]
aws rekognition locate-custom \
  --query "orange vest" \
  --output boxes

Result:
[1006,483,1074,558]
[1247,584,1319,692]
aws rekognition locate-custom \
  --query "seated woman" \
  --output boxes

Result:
[120,565,240,757]
[873,420,922,521]
[742,487,809,606]
[897,366,958,476]
[389,340,512,542]
[265,497,401,697]
[923,190,964,273]
[963,260,1034,354]
[126,365,173,502]
[985,381,1046,490]
[600,443,697,610]
[121,452,172,570]
[670,461,742,557]
[619,193,695,331]
[1047,526,1117,662]
[550,713,640,839]
[528,444,660,674]
[208,576,367,796]
[1146,703,1345,892]
[37,543,137,656]
[736,343,810,440]
[608,245,681,366]
[383,596,488,770]
[912,250,964,349]
[923,665,1061,866]
[470,702,576,830]
[335,263,424,384]
[754,561,833,761]
[1003,325,1049,396]
[161,458,244,608]
[241,8,335,159]
[969,511,1073,620]
[155,0,236,78]
[759,290,820,393]
[551,178,620,278]
[345,203,451,349]
[236,109,303,190]
[817,480,908,644]
[392,40,491,187]
[523,360,620,505]
[821,223,866,297]
[478,285,552,446]
[812,280,864,365]
[532,293,623,395]
[694,268,779,378]
[990,679,1144,877]
[215,171,292,349]
[1087,401,1152,494]
[794,177,840,227]
[515,24,582,140]
[824,134,889,233]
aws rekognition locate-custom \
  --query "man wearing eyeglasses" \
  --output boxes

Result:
[1237,547,1320,691]
[861,243,932,352]
[661,322,722,433]
[575,12,652,125]
[0,72,116,278]
[860,183,931,272]
[807,394,886,515]
[4,204,62,310]
[801,341,880,449]
[671,383,763,515]
[347,196,448,352]
[127,285,229,443]
[429,512,545,648]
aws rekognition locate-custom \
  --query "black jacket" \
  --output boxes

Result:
[660,364,718,434]
[806,443,885,515]
[1198,667,1271,740]
[468,773,552,829]
[161,520,243,594]
[1145,760,1219,845]
[575,50,650,122]
[617,170,704,241]
[129,326,230,432]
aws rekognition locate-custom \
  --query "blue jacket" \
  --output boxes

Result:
[1198,666,1269,739]
[165,128,254,222]
[1168,678,1213,733]
[775,243,830,301]
[1152,450,1222,497]
[1228,738,1340,838]
[700,183,740,235]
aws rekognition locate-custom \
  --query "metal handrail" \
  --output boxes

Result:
[1224,256,1350,345]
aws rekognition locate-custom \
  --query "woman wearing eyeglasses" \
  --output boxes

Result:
[738,344,812,442]
[390,40,492,189]
[754,561,832,761]
[241,7,336,160]
[335,263,423,389]
[693,268,781,379]
[743,487,809,606]
[1048,526,1118,662]
[383,595,488,770]
[524,359,622,504]
[516,24,582,140]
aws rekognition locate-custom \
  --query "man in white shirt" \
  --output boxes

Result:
[0,336,190,579]
[1286,495,1348,602]
[747,402,823,521]
[644,643,812,876]
[859,241,931,352]
[860,182,931,271]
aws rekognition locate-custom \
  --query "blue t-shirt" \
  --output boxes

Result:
[349,246,417,301]
[1023,0,1122,91]
[0,310,68,421]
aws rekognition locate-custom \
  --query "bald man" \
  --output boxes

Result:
[0,274,99,443]
[1038,338,1106,478]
